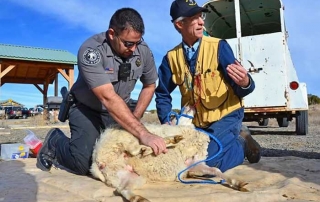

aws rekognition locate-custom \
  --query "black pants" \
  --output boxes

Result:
[55,104,115,175]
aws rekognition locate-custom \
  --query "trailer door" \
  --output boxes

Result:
[203,0,288,107]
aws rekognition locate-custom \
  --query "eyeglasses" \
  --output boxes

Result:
[116,35,144,48]
[201,12,206,21]
[183,12,206,23]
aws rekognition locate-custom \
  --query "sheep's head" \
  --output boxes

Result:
[113,143,125,154]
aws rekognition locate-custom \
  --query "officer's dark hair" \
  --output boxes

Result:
[109,8,145,35]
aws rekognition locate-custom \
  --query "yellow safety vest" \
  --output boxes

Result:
[167,36,243,128]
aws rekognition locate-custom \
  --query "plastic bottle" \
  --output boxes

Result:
[23,130,43,156]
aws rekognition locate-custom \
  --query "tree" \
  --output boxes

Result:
[308,94,320,105]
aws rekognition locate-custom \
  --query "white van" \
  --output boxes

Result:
[202,0,308,135]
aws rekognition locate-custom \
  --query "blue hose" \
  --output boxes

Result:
[166,106,194,125]
[177,128,225,184]
[167,109,225,184]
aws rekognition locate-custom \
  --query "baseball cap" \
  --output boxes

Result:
[170,0,209,22]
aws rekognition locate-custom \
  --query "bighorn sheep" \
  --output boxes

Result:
[90,107,248,201]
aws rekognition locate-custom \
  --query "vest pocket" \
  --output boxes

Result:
[198,73,228,109]
[172,72,185,85]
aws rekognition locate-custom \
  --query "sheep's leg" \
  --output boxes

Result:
[185,157,248,192]
[125,135,184,157]
[116,167,149,202]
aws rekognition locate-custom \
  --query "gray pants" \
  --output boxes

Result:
[55,103,119,175]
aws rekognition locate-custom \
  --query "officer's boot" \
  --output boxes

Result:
[36,128,67,171]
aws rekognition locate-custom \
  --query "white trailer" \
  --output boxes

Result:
[202,0,308,135]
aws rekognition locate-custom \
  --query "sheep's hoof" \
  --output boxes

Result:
[164,135,184,147]
[174,135,184,143]
[187,171,203,178]
[227,180,249,192]
[130,195,150,202]
[126,146,150,157]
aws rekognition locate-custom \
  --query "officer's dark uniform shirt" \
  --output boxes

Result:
[71,32,158,112]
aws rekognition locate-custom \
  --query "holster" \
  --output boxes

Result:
[58,87,74,122]
[127,99,137,113]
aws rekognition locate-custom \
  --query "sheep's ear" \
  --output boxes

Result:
[90,163,106,182]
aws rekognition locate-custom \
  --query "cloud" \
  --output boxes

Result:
[9,0,181,54]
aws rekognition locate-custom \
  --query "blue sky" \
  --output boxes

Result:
[0,0,319,109]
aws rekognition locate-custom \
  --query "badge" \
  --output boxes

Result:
[83,48,101,65]
[135,58,141,67]
[187,0,196,6]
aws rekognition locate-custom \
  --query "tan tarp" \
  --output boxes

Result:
[0,157,319,202]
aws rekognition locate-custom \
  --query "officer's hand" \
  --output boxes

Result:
[226,60,250,87]
[139,133,168,155]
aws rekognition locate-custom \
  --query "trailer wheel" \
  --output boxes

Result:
[277,117,289,127]
[296,111,308,135]
[258,118,269,126]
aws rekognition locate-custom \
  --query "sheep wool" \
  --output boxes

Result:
[91,123,210,187]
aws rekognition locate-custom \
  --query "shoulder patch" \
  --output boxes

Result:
[83,48,101,65]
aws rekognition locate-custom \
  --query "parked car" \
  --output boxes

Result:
[4,106,22,119]
[29,107,44,116]
[4,106,30,119]
[21,107,31,119]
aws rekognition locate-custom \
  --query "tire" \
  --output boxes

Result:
[258,118,269,126]
[277,117,289,127]
[22,114,27,119]
[296,111,308,135]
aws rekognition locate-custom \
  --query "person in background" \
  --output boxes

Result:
[155,0,261,172]
[37,8,167,175]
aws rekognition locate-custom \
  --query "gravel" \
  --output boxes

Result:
[244,118,320,159]
[1,106,319,160]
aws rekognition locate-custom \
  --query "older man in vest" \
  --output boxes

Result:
[155,0,261,172]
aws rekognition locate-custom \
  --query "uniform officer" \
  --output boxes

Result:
[37,8,168,175]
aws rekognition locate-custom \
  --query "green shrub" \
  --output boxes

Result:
[308,94,320,105]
